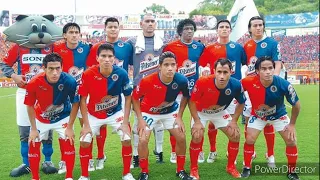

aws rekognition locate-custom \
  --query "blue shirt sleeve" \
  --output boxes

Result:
[122,71,133,96]
[69,77,80,104]
[284,82,299,106]
[234,80,246,104]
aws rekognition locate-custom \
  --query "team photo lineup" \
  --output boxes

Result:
[0,1,319,180]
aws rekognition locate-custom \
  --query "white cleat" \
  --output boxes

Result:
[170,152,177,163]
[78,176,90,180]
[122,173,136,180]
[58,161,66,174]
[266,153,276,168]
[96,155,107,170]
[65,178,73,180]
[198,151,205,163]
[207,151,218,163]
[88,159,95,172]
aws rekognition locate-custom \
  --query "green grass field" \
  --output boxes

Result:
[0,85,318,180]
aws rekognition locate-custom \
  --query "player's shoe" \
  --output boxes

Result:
[138,172,149,180]
[41,161,58,174]
[287,173,300,180]
[9,164,31,177]
[65,178,73,180]
[198,151,205,163]
[58,161,66,174]
[96,155,107,170]
[241,167,251,178]
[226,165,241,178]
[265,153,276,168]
[131,155,139,169]
[190,167,200,180]
[170,152,177,163]
[88,159,95,172]
[207,151,217,163]
[153,150,164,163]
[122,173,135,180]
[176,170,193,180]
[78,176,90,180]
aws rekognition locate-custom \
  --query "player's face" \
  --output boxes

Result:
[97,49,115,69]
[159,58,177,79]
[249,19,264,38]
[181,24,195,42]
[44,62,62,84]
[63,27,80,45]
[105,22,119,39]
[257,60,274,81]
[141,15,156,34]
[217,22,231,38]
[214,63,231,86]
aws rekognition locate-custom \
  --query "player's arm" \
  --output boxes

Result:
[66,79,80,144]
[132,79,148,135]
[119,74,133,137]
[188,80,204,138]
[232,83,246,122]
[78,72,92,139]
[284,83,300,141]
[273,43,282,75]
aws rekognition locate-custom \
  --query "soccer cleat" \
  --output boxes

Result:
[265,153,276,168]
[65,178,73,180]
[198,151,205,163]
[287,173,300,180]
[176,170,193,180]
[96,155,107,170]
[88,159,95,172]
[9,164,31,177]
[226,166,241,178]
[207,151,217,163]
[153,150,164,163]
[170,152,177,163]
[78,176,90,180]
[131,155,139,169]
[41,161,58,174]
[138,172,149,180]
[122,173,136,180]
[58,161,66,174]
[190,167,200,180]
[241,167,251,178]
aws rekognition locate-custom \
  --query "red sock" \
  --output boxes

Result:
[227,141,239,168]
[264,125,275,157]
[208,122,217,152]
[189,141,201,169]
[122,145,132,175]
[244,124,248,138]
[243,143,254,168]
[96,126,107,159]
[139,158,149,173]
[79,142,92,177]
[28,142,41,180]
[64,140,75,179]
[170,134,176,153]
[286,146,298,173]
[176,155,186,172]
[199,137,204,152]
[58,138,65,161]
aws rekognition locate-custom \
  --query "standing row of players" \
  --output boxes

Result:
[0,14,300,180]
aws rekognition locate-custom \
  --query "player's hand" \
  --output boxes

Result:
[28,129,39,147]
[138,119,148,139]
[173,117,185,133]
[80,125,92,141]
[227,121,240,139]
[65,127,75,145]
[284,124,296,142]
[11,74,26,87]
[118,123,131,140]
[192,122,204,139]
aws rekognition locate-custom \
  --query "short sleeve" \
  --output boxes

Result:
[190,78,205,102]
[78,71,89,97]
[68,78,80,103]
[132,78,148,100]
[24,80,37,106]
[122,71,133,96]
[285,83,299,106]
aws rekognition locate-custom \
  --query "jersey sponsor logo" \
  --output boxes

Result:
[254,104,276,118]
[60,49,68,53]
[40,104,64,121]
[95,95,119,112]
[58,84,64,91]
[22,54,46,64]
[229,43,235,48]
[172,82,178,90]
[192,44,197,49]
[114,58,124,68]
[68,66,84,83]
[261,42,267,48]
[247,56,258,75]
[77,47,83,53]
[38,85,47,91]
[178,60,197,77]
[118,42,124,47]
[140,54,159,74]
[202,105,226,114]
[25,65,43,82]
[94,76,102,80]
[154,84,162,89]
[149,101,175,113]
[270,85,277,92]
[112,74,119,81]
[225,88,231,95]
[288,84,297,103]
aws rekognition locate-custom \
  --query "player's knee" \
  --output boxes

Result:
[80,141,91,148]
[139,137,149,146]
[191,136,202,144]
[245,134,256,144]
[284,138,296,146]
[175,133,186,144]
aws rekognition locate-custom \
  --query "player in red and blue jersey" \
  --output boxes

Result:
[189,58,245,179]
[132,51,192,180]
[25,53,79,180]
[243,16,282,166]
[240,56,300,180]
[78,44,134,180]
[163,19,205,164]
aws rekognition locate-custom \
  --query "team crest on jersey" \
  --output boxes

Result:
[225,88,231,95]
[68,66,84,83]
[44,47,51,52]
[58,84,64,91]
[77,47,83,53]
[112,74,119,81]
[95,95,119,112]
[114,58,124,68]
[203,105,226,114]
[261,42,267,48]
[255,104,276,117]
[40,104,64,121]
[192,44,197,49]
[172,83,178,90]
[118,42,124,47]
[178,60,197,77]
[270,85,277,92]
[229,43,235,48]
[140,54,159,73]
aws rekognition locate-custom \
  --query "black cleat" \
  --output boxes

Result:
[287,173,300,180]
[41,161,58,174]
[176,170,193,180]
[131,155,139,168]
[241,167,251,178]
[9,164,31,177]
[153,150,164,163]
[138,172,149,180]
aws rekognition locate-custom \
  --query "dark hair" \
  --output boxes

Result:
[104,17,119,28]
[177,19,197,36]
[214,58,232,70]
[159,51,176,65]
[43,53,62,68]
[217,20,231,29]
[248,16,265,35]
[255,56,275,70]
[63,23,81,34]
[97,43,115,56]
